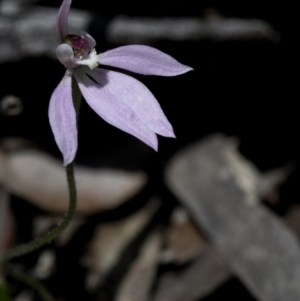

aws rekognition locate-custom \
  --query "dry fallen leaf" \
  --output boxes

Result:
[0,148,147,214]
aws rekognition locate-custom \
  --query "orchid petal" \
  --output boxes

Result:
[56,44,78,68]
[85,68,175,138]
[49,71,77,166]
[98,45,193,76]
[73,68,158,150]
[81,31,96,50]
[56,0,72,43]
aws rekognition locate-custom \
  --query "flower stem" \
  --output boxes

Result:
[0,279,11,301]
[0,163,77,263]
[4,265,55,301]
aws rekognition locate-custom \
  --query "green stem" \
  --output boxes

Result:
[0,163,77,263]
[4,266,55,301]
[0,279,11,301]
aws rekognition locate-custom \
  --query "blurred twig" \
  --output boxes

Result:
[166,134,300,301]
[0,0,279,63]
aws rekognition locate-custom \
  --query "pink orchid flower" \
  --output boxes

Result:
[49,0,192,166]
